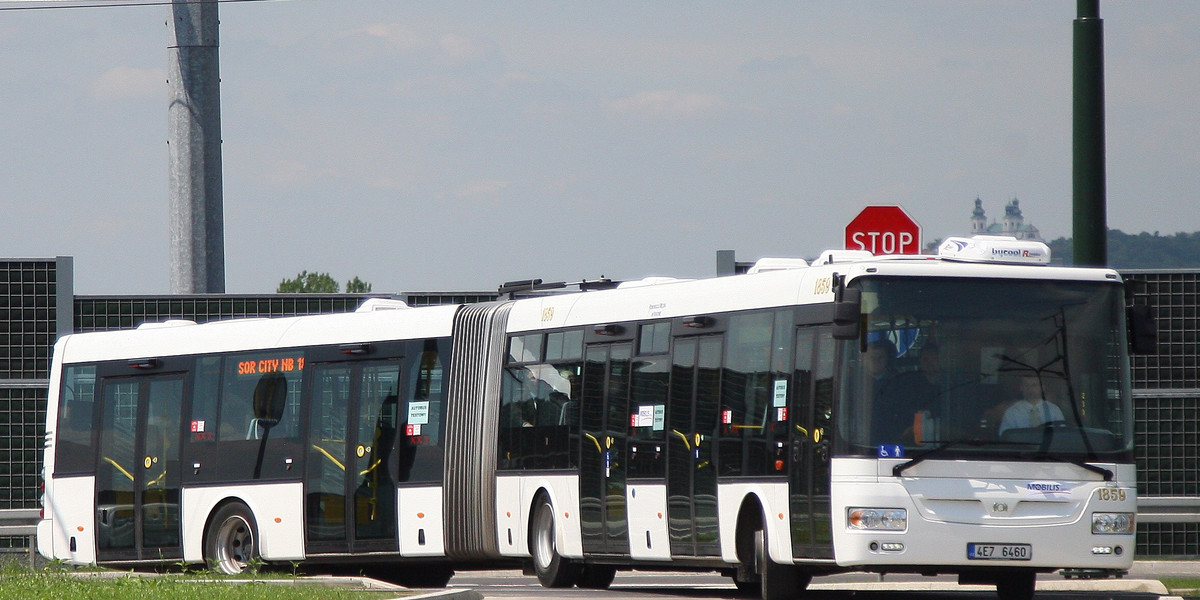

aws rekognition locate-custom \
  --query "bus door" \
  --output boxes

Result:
[95,374,184,562]
[579,343,631,555]
[789,328,834,559]
[667,335,722,557]
[306,359,401,554]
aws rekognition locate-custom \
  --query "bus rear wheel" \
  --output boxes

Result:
[530,495,579,588]
[576,564,616,589]
[205,502,259,575]
[392,565,455,588]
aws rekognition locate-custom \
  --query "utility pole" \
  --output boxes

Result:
[168,0,225,293]
[1072,0,1107,266]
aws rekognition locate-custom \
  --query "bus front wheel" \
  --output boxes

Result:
[754,526,810,600]
[995,571,1036,600]
[205,502,259,575]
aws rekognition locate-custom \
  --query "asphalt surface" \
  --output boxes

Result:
[401,563,1199,600]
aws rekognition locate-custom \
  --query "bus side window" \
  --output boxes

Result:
[217,353,303,442]
[498,330,582,472]
[399,338,449,483]
[217,373,252,442]
[720,312,777,477]
[190,357,220,442]
[55,365,98,474]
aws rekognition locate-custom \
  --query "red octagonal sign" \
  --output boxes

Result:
[845,205,922,255]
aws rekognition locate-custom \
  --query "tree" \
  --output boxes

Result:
[276,271,374,293]
[345,276,372,293]
[1047,230,1200,269]
[277,271,339,293]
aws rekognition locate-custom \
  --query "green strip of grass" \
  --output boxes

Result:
[0,569,406,600]
[1160,577,1200,594]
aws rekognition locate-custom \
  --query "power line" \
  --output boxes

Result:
[0,0,278,11]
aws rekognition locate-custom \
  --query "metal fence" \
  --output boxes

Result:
[2,258,1198,557]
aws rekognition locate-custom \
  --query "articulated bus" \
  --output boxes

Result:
[40,236,1150,600]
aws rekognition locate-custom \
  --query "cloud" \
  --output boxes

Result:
[739,54,817,76]
[359,24,495,65]
[455,179,512,198]
[91,66,163,100]
[830,103,854,118]
[261,158,316,188]
[438,33,491,62]
[361,23,429,51]
[604,90,726,119]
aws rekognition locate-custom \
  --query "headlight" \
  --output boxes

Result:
[847,508,907,531]
[1092,512,1135,534]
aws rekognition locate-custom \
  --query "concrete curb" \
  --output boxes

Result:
[62,571,483,599]
[808,578,1170,595]
[404,589,484,600]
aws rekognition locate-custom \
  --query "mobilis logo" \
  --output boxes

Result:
[1026,481,1065,493]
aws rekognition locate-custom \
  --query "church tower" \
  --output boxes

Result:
[970,197,988,233]
[967,198,1043,242]
[1003,199,1024,233]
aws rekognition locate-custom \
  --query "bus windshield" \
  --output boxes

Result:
[836,276,1134,462]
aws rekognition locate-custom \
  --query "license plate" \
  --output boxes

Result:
[967,543,1031,561]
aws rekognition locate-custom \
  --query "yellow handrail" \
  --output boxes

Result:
[102,457,134,482]
[584,433,603,455]
[311,444,345,471]
[671,429,691,450]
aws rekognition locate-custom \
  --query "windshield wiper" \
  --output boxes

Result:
[892,438,1036,477]
[1029,453,1114,481]
[1031,424,1114,481]
[892,438,1116,481]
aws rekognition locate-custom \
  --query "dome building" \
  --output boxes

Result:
[969,197,1043,242]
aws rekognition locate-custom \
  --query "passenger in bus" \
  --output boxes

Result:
[890,343,944,442]
[521,365,565,427]
[898,344,942,403]
[865,338,950,445]
[865,339,924,444]
[998,375,1065,435]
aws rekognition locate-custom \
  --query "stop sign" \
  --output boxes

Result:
[844,205,922,255]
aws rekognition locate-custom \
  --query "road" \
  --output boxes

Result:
[440,567,1185,600]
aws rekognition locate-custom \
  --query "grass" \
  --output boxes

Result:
[0,563,408,600]
[1160,577,1200,597]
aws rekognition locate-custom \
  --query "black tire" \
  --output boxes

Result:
[530,495,580,588]
[392,565,455,588]
[204,502,259,575]
[995,571,1037,600]
[755,527,809,600]
[730,572,759,597]
[576,564,616,589]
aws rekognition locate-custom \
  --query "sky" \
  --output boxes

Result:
[3,1,1199,294]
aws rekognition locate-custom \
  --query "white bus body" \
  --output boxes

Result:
[40,237,1141,600]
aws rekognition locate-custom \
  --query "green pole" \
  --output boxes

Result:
[1073,0,1107,266]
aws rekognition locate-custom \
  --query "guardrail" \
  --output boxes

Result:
[0,499,1188,570]
[0,508,39,568]
[1138,496,1200,524]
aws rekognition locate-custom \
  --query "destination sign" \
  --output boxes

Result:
[236,355,305,376]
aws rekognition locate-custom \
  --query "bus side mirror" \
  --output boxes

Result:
[253,371,288,425]
[1127,304,1157,355]
[833,287,862,340]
